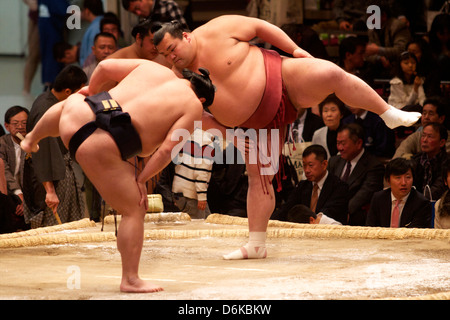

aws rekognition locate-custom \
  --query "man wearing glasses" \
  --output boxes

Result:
[0,106,30,232]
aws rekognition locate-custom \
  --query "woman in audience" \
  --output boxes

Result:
[312,94,347,159]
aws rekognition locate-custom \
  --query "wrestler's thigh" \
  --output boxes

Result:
[76,132,142,215]
[282,58,340,108]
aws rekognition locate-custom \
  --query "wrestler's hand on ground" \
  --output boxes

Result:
[293,47,313,58]
[137,180,149,211]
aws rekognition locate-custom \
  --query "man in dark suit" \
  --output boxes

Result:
[328,123,385,225]
[342,107,395,159]
[366,158,432,228]
[272,144,348,224]
[293,108,324,142]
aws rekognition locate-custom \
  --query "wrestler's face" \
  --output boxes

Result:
[157,33,193,69]
[303,153,327,183]
[137,32,159,59]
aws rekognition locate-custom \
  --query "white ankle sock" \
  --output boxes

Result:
[379,105,421,129]
[223,232,267,260]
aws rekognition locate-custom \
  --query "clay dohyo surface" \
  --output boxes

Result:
[0,219,449,300]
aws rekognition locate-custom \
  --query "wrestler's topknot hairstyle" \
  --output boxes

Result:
[182,68,216,108]
[131,18,153,40]
[152,20,189,47]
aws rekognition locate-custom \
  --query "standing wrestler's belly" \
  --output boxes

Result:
[206,46,266,128]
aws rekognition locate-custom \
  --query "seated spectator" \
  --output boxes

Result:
[434,161,450,229]
[0,158,29,234]
[332,0,371,31]
[80,12,126,68]
[388,51,426,111]
[290,108,324,143]
[79,0,104,66]
[343,106,395,159]
[312,94,346,159]
[339,36,375,87]
[271,23,329,60]
[172,129,215,219]
[82,32,117,81]
[365,1,411,78]
[101,12,126,48]
[287,204,342,225]
[406,37,441,97]
[53,42,80,66]
[328,123,385,225]
[208,143,248,217]
[411,122,448,200]
[393,97,450,159]
[272,145,348,225]
[0,106,31,228]
[366,157,432,228]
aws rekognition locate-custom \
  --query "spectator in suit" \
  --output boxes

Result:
[0,106,30,220]
[343,106,396,159]
[366,157,432,228]
[328,123,385,225]
[290,109,324,143]
[0,107,31,233]
[271,144,348,224]
[411,122,448,200]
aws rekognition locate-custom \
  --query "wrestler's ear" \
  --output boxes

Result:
[183,32,191,42]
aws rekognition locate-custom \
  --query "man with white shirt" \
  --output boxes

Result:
[366,157,432,228]
[0,106,31,232]
[271,144,348,224]
[328,123,385,225]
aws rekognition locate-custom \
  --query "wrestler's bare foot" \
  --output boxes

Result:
[20,138,39,153]
[120,277,164,293]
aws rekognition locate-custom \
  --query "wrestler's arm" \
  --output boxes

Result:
[136,110,201,206]
[216,15,312,58]
[88,59,150,95]
[200,111,228,137]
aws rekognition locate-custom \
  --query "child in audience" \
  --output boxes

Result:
[388,51,426,111]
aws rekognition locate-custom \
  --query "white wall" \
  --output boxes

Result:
[0,0,28,55]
